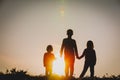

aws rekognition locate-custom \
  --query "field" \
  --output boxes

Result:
[0,68,120,80]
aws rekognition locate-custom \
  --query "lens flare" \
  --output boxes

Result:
[60,7,65,16]
[53,53,65,75]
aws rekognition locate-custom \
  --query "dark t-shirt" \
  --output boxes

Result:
[60,38,78,60]
[83,48,96,65]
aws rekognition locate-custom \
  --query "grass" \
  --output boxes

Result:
[0,68,120,80]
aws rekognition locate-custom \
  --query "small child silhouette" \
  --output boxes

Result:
[79,40,96,79]
[43,45,55,76]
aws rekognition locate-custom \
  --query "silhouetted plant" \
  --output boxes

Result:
[0,72,4,75]
[9,68,27,75]
[118,75,120,78]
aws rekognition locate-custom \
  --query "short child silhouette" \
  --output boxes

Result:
[79,40,96,79]
[43,45,55,76]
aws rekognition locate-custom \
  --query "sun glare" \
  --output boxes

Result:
[53,53,65,75]
[60,7,64,16]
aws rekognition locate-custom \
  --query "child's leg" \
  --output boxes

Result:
[49,66,52,75]
[45,67,48,76]
[79,63,89,78]
[65,62,69,77]
[70,62,74,77]
[90,65,94,77]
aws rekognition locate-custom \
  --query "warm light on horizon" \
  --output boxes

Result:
[53,53,65,75]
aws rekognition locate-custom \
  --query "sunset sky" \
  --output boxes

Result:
[0,0,120,77]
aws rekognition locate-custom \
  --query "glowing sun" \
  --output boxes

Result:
[53,53,65,75]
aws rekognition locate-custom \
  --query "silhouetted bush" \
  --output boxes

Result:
[0,68,28,80]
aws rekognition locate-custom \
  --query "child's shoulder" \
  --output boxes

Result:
[44,52,50,56]
[44,52,48,54]
[50,53,55,56]
[44,52,47,56]
[85,48,95,50]
[84,48,94,51]
[46,52,54,55]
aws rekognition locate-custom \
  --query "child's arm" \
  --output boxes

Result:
[78,49,85,59]
[78,54,84,59]
[73,40,79,59]
[43,54,46,67]
[60,39,64,57]
[94,50,97,65]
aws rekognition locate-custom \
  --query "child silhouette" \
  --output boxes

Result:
[43,45,55,76]
[79,40,96,79]
[60,29,79,77]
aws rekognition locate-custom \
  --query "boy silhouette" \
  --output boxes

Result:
[79,40,96,79]
[60,29,79,77]
[43,45,55,76]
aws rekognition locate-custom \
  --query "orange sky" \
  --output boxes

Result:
[0,0,120,77]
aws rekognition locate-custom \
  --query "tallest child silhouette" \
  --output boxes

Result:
[60,29,79,77]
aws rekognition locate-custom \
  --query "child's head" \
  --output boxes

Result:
[46,45,53,52]
[67,29,73,37]
[87,40,94,49]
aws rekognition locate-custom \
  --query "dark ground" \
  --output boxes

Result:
[0,68,120,80]
[0,74,120,80]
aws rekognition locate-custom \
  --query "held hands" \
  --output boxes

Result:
[76,55,82,59]
[78,56,82,59]
[76,56,80,59]
[77,53,84,60]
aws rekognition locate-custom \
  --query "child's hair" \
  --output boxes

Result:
[46,45,53,52]
[67,29,73,36]
[87,40,94,49]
